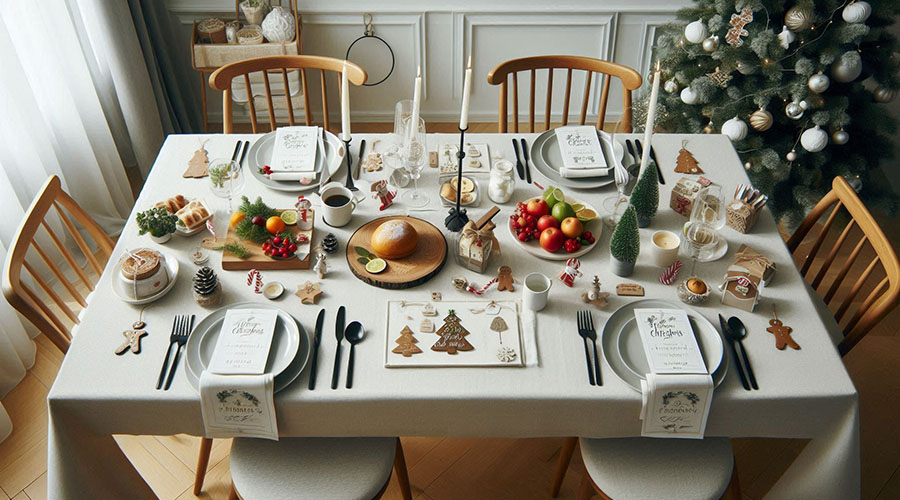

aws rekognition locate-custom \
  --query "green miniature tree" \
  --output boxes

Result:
[610,205,640,264]
[629,162,659,226]
[135,207,177,238]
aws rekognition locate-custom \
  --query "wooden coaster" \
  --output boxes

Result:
[346,216,448,289]
[616,283,645,296]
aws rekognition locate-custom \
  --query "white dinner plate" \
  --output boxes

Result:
[506,196,602,261]
[529,129,624,189]
[602,299,728,391]
[111,251,179,305]
[247,130,344,192]
[184,302,306,393]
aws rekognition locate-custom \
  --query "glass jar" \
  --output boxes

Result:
[488,159,516,203]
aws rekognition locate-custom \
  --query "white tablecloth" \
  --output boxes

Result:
[47,133,859,499]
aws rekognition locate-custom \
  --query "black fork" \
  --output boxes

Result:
[576,311,596,386]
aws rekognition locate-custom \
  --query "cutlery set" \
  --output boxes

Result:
[306,306,366,391]
[157,314,195,391]
[719,314,758,391]
[576,310,602,386]
[511,138,532,184]
[231,140,250,166]
[625,139,665,185]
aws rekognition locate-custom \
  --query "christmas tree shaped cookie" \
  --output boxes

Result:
[431,310,474,354]
[674,141,703,174]
[392,326,422,357]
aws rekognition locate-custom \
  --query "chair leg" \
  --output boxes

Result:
[551,437,578,497]
[577,472,595,500]
[393,438,413,500]
[193,438,213,495]
[228,481,239,500]
[724,462,742,500]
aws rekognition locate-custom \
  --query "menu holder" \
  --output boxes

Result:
[555,126,607,170]
[208,308,278,375]
[634,308,707,375]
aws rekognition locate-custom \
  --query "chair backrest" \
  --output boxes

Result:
[2,176,115,353]
[209,55,367,134]
[486,55,642,133]
[786,176,900,355]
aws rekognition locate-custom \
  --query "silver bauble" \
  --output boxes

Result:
[785,6,812,32]
[808,73,830,93]
[785,101,805,120]
[664,79,679,93]
[831,51,863,83]
[778,25,796,49]
[800,125,828,153]
[721,116,749,142]
[786,150,797,162]
[749,108,773,131]
[680,86,699,105]
[702,36,719,53]
[832,129,849,145]
[684,20,708,44]
[873,86,897,103]
[736,61,757,75]
[842,1,872,24]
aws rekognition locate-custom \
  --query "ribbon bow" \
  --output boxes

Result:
[461,221,501,256]
[732,247,772,278]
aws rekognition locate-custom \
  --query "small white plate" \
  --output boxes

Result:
[111,252,179,305]
[263,281,285,300]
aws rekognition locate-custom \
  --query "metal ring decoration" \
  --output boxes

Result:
[345,13,395,87]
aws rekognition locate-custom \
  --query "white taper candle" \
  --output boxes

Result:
[341,60,351,141]
[639,60,661,174]
[460,55,472,130]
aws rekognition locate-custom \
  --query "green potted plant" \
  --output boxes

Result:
[136,207,178,244]
[629,161,659,227]
[609,204,640,277]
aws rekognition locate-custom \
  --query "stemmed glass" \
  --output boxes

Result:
[399,116,428,208]
[682,185,727,267]
[691,184,727,230]
[208,158,244,212]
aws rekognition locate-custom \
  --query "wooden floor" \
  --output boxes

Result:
[4,122,900,500]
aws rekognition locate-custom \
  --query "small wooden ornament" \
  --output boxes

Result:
[496,266,515,292]
[616,283,645,296]
[674,140,704,174]
[429,151,439,168]
[497,346,517,363]
[490,316,509,344]
[295,281,323,304]
[423,303,438,316]
[582,276,609,308]
[431,292,442,301]
[183,142,210,178]
[392,326,423,357]
[431,309,475,354]
[116,322,148,355]
[767,305,800,350]
[420,319,435,333]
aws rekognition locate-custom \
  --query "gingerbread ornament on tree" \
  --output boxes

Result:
[674,141,704,174]
[392,326,422,357]
[431,310,474,354]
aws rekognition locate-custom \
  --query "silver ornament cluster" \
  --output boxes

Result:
[785,100,808,120]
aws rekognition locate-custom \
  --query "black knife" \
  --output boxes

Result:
[625,139,637,166]
[331,306,346,390]
[308,309,325,390]
[719,314,750,390]
[354,140,366,180]
[512,139,525,180]
[230,141,242,162]
[238,140,250,166]
[520,138,532,184]
[635,139,665,185]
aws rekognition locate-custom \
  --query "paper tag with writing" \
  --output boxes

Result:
[640,373,713,438]
[199,372,279,440]
[208,309,278,375]
[269,126,318,172]
[634,308,707,374]
[554,126,606,169]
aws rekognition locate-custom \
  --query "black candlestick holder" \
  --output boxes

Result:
[444,126,470,232]
[343,137,356,191]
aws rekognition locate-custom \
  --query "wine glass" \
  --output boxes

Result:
[691,185,727,230]
[681,220,720,265]
[208,159,243,212]
[399,116,428,208]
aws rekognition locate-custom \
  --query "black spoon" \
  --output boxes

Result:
[344,321,365,389]
[727,316,758,390]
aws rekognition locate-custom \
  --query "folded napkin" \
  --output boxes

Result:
[267,171,319,182]
[559,166,611,179]
[199,371,278,440]
[640,372,713,439]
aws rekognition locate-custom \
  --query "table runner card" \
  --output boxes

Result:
[634,308,707,374]
[269,126,319,172]
[555,126,606,169]
[640,373,713,439]
[199,372,278,440]
[208,309,278,375]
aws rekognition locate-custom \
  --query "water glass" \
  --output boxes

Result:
[208,159,243,212]
[691,185,726,231]
[681,221,720,262]
[399,117,428,208]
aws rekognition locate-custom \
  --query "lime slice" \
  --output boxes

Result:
[542,186,565,208]
[280,209,299,225]
[365,258,387,274]
[576,207,597,222]
[570,202,586,213]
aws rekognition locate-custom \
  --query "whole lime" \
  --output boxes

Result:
[551,201,575,222]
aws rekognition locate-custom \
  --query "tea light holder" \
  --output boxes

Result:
[445,126,470,232]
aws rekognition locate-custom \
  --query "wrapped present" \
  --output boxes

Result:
[670,177,703,216]
[456,207,501,273]
[732,244,775,285]
[718,244,776,311]
[726,199,759,233]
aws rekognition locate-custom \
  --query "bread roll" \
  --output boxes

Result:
[156,195,187,214]
[371,219,418,259]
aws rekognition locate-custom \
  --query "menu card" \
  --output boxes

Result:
[208,309,278,375]
[269,126,319,172]
[555,126,607,170]
[634,308,707,374]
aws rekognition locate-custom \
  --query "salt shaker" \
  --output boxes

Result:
[488,159,516,203]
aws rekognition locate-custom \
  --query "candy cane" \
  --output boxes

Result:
[659,260,683,285]
[205,220,216,240]
[247,269,263,293]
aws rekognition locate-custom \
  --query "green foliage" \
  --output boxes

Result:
[215,241,250,259]
[629,162,660,221]
[233,196,278,243]
[610,205,640,264]
[208,164,229,189]
[135,207,177,237]
[639,0,900,227]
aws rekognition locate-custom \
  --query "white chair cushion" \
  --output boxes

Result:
[579,437,733,500]
[230,437,396,500]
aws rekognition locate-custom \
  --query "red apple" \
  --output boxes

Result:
[539,227,565,252]
[526,199,550,218]
[537,215,559,232]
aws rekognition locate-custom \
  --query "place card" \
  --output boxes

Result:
[555,126,606,169]
[269,126,318,172]
[208,309,278,375]
[634,308,707,374]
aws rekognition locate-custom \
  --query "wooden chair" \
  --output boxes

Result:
[486,55,642,133]
[2,175,115,353]
[208,55,367,134]
[786,175,900,356]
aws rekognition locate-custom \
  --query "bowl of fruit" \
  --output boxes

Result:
[508,186,600,260]
[262,233,303,260]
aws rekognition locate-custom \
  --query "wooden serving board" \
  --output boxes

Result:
[221,209,314,271]
[346,216,447,289]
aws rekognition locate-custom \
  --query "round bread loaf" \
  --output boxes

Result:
[371,219,418,259]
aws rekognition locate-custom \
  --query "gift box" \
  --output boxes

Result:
[670,177,703,216]
[456,207,501,273]
[726,199,760,233]
[718,244,776,312]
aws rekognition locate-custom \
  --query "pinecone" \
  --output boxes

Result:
[192,267,221,306]
[322,233,338,253]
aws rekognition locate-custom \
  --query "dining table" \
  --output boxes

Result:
[46,131,859,499]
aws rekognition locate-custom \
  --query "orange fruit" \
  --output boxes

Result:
[560,217,584,238]
[229,212,245,228]
[266,216,286,234]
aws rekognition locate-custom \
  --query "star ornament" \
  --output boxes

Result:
[295,281,323,304]
[707,67,733,88]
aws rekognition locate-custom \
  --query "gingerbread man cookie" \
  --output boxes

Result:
[116,322,148,355]
[766,318,800,350]
[496,266,515,292]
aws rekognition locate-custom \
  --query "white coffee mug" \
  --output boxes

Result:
[523,272,552,312]
[649,230,681,267]
[318,182,364,227]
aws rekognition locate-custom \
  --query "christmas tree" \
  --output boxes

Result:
[392,326,422,357]
[629,162,660,226]
[610,205,641,264]
[431,310,474,354]
[639,0,899,227]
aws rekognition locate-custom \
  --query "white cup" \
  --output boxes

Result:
[523,272,552,312]
[317,182,364,227]
[649,230,681,267]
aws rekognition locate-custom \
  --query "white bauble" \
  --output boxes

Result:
[684,20,708,44]
[785,101,805,120]
[800,126,828,152]
[261,6,295,42]
[721,116,749,142]
[786,150,797,161]
[664,79,679,93]
[873,86,897,103]
[842,1,872,24]
[832,129,849,145]
[702,36,719,53]
[680,86,699,105]
[832,52,863,83]
[808,73,830,93]
[785,6,812,32]
[778,25,796,49]
[749,108,773,131]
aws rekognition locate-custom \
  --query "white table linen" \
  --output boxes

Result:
[47,133,859,499]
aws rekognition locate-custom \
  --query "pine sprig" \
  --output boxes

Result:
[215,241,251,259]
[233,196,278,243]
